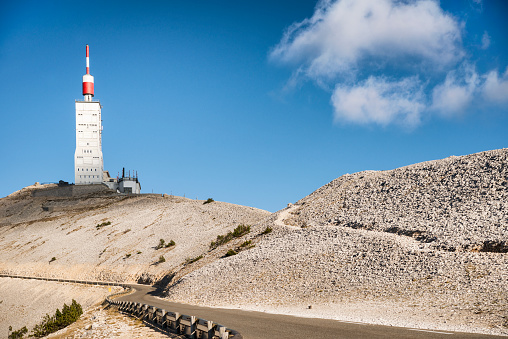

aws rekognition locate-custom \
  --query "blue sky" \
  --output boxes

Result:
[1,0,507,212]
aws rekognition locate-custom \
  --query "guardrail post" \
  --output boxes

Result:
[141,304,149,319]
[147,306,157,322]
[156,309,167,327]
[215,325,229,339]
[196,318,214,339]
[135,303,142,316]
[180,315,196,339]
[165,311,181,333]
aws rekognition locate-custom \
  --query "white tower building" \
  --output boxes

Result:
[74,45,104,184]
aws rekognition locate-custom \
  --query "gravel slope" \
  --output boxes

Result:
[164,149,508,336]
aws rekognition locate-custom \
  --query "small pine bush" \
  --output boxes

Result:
[157,239,175,249]
[261,226,273,235]
[225,249,237,257]
[49,257,56,263]
[232,224,250,237]
[96,221,111,229]
[31,300,83,337]
[186,255,203,264]
[8,326,27,339]
[210,224,251,249]
[240,240,252,248]
[156,239,165,249]
[203,198,214,204]
[158,255,166,263]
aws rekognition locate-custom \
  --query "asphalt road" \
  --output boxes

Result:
[118,284,505,339]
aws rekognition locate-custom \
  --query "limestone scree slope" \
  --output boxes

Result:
[163,149,508,335]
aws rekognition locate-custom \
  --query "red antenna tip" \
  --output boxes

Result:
[85,45,90,75]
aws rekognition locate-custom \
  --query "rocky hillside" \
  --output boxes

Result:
[164,149,508,335]
[0,185,270,282]
[284,148,508,252]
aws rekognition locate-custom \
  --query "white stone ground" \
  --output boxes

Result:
[46,305,181,339]
[164,149,508,337]
[165,226,508,336]
[0,190,269,283]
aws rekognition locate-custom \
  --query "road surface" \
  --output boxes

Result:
[117,284,505,339]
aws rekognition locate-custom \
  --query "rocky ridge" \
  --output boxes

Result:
[285,148,508,252]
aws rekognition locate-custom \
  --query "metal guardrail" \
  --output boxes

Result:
[108,298,242,339]
[0,274,242,339]
[0,274,128,287]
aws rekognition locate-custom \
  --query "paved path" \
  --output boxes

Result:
[118,284,505,339]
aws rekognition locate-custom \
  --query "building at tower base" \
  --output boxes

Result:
[103,169,141,194]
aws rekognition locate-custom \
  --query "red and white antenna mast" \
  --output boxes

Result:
[82,44,94,101]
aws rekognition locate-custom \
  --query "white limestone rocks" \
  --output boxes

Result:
[164,149,508,335]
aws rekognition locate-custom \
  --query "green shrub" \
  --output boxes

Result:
[156,239,166,249]
[125,254,131,258]
[232,224,250,237]
[158,255,166,263]
[31,300,83,337]
[203,198,214,204]
[210,224,251,249]
[156,239,175,249]
[240,240,252,248]
[96,221,111,229]
[8,326,27,339]
[137,251,142,254]
[261,226,273,235]
[225,249,237,257]
[49,257,56,263]
[186,255,203,264]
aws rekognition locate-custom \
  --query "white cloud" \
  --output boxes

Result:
[431,65,479,116]
[270,0,463,79]
[331,76,425,127]
[481,31,490,49]
[482,68,508,103]
[271,0,505,128]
